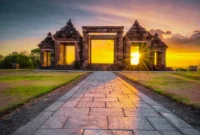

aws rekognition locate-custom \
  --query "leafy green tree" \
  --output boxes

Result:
[30,48,40,68]
[0,52,33,69]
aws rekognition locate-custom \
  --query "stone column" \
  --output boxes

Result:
[125,37,131,65]
[163,49,166,68]
[40,50,44,67]
[117,32,123,62]
[51,50,55,66]
[54,41,60,66]
[82,32,89,68]
[75,42,80,62]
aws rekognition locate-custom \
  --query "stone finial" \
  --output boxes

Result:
[47,32,52,36]
[67,19,73,26]
[154,33,159,37]
[133,20,139,26]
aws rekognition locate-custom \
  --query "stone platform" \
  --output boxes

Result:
[12,72,200,135]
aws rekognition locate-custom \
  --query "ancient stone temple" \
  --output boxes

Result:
[38,19,168,70]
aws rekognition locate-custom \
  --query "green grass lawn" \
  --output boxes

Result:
[0,70,87,114]
[119,71,200,108]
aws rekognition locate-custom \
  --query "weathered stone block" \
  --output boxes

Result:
[63,116,107,129]
[108,117,154,130]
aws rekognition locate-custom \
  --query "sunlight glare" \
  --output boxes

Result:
[131,52,140,65]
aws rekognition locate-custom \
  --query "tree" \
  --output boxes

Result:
[0,52,33,69]
[30,48,40,68]
[0,54,4,68]
[31,48,40,55]
[0,54,4,61]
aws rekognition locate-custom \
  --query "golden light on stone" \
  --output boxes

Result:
[130,46,140,65]
[91,40,114,64]
[66,46,75,64]
[131,52,140,65]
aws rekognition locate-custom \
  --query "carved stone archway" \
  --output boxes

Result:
[82,26,124,68]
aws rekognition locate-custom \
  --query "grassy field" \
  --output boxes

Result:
[0,70,87,114]
[119,71,200,108]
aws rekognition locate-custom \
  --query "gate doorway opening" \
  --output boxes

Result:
[91,40,114,64]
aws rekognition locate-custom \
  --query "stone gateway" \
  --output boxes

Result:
[38,19,168,70]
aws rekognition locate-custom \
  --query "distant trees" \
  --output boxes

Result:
[30,48,40,68]
[0,54,4,61]
[0,48,40,69]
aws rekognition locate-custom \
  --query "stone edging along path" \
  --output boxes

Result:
[12,72,200,135]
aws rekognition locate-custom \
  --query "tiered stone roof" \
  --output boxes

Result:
[125,20,152,41]
[38,32,55,48]
[53,19,82,41]
[151,33,168,48]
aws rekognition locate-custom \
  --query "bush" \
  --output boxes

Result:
[0,48,40,69]
[175,67,187,71]
[0,53,34,69]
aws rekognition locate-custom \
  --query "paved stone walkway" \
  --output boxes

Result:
[13,72,200,135]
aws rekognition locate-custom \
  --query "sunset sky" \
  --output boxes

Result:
[0,0,200,68]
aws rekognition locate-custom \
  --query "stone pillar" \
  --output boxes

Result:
[82,32,89,68]
[163,50,166,68]
[75,42,80,62]
[40,50,44,67]
[54,41,60,66]
[125,37,131,65]
[117,32,123,62]
[51,50,55,66]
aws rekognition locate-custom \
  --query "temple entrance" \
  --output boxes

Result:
[82,26,124,68]
[59,44,75,65]
[130,46,140,65]
[91,40,114,64]
[43,51,51,67]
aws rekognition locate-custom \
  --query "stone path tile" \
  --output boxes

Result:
[83,129,134,135]
[33,129,83,135]
[56,96,71,103]
[106,102,135,108]
[134,103,152,109]
[133,130,163,135]
[71,93,84,98]
[89,108,124,116]
[161,131,184,135]
[41,115,68,129]
[63,116,107,129]
[61,101,79,107]
[161,112,193,128]
[44,102,64,112]
[108,117,154,130]
[67,97,82,102]
[124,108,161,117]
[80,97,94,102]
[94,97,118,102]
[106,94,129,98]
[12,72,200,135]
[147,117,177,131]
[84,94,105,98]
[76,101,105,108]
[54,108,89,117]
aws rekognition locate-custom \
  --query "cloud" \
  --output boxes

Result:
[149,29,172,35]
[149,29,200,49]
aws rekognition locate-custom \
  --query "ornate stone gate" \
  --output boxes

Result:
[82,26,124,68]
[38,19,168,70]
